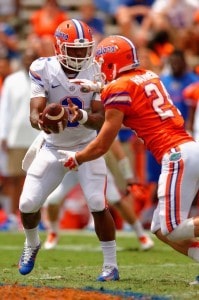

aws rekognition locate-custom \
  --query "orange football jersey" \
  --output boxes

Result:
[101,69,193,162]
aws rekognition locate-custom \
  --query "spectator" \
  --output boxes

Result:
[0,0,20,22]
[114,0,155,46]
[78,0,105,44]
[147,30,174,71]
[28,0,69,56]
[160,49,199,123]
[0,16,20,71]
[146,0,199,48]
[0,48,39,218]
[179,8,199,70]
[138,45,162,74]
[94,0,155,46]
[149,0,198,31]
[0,56,12,217]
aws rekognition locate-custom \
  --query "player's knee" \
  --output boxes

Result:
[19,197,39,213]
[166,218,195,241]
[87,195,105,212]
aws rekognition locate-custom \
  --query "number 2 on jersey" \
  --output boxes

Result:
[61,97,83,127]
[145,82,181,120]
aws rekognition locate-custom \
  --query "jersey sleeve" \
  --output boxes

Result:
[29,58,46,98]
[30,81,46,98]
[101,79,133,114]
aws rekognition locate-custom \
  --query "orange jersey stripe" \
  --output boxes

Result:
[175,149,184,226]
[165,160,174,232]
[165,147,184,233]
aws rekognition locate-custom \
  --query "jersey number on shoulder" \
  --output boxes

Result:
[144,82,181,120]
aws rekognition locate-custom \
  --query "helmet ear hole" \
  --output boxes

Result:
[108,63,113,69]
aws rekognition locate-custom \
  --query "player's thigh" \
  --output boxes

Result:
[151,203,160,233]
[45,171,79,205]
[19,147,65,212]
[78,157,107,211]
[157,142,199,235]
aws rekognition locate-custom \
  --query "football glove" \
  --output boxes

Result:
[69,79,103,93]
[58,150,79,171]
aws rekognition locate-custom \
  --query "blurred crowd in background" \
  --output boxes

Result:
[0,0,199,231]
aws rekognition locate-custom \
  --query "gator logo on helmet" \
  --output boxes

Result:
[55,30,69,40]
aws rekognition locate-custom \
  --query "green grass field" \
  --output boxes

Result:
[1,230,199,299]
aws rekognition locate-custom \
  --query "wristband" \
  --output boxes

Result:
[78,109,88,124]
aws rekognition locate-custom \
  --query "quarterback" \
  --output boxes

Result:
[61,35,199,283]
[18,19,119,282]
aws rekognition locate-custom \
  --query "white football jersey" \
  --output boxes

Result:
[29,56,102,149]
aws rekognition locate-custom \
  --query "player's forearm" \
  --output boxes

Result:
[30,110,41,130]
[83,112,104,131]
[76,139,107,164]
[76,148,104,164]
[30,97,47,130]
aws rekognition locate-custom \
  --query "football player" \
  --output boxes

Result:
[43,137,154,251]
[18,19,119,281]
[60,35,199,283]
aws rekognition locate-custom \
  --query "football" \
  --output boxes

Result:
[42,103,68,133]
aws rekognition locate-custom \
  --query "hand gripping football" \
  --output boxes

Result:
[42,103,68,133]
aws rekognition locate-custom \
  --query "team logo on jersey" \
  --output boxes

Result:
[69,86,75,92]
[169,152,181,162]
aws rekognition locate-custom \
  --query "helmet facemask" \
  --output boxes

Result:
[56,38,95,71]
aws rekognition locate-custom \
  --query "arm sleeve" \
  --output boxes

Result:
[30,81,46,98]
